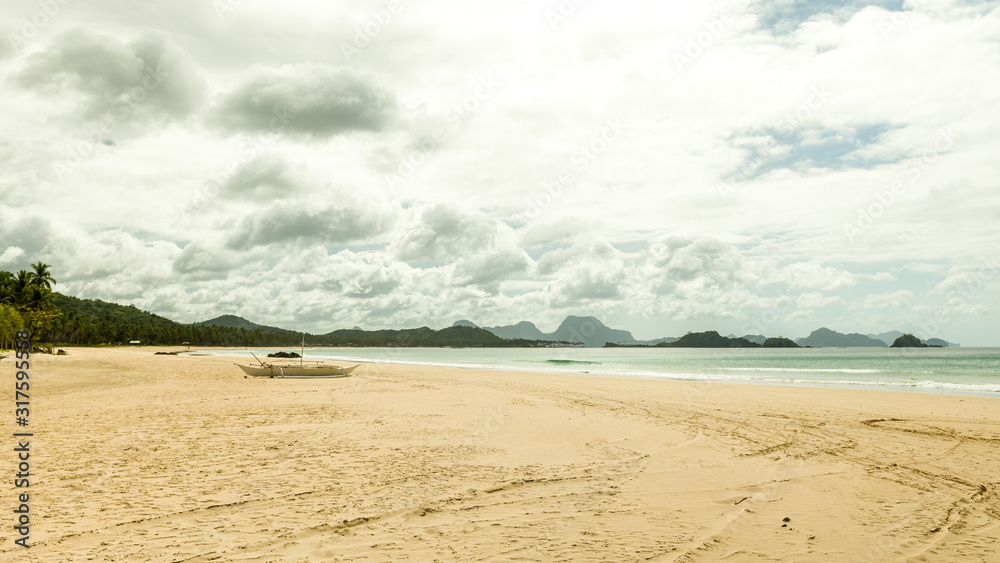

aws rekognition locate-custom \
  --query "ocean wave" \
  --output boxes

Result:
[194,349,1000,395]
[719,367,883,374]
[755,378,1000,393]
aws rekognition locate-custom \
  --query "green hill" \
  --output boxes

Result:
[890,334,927,348]
[320,325,546,348]
[194,314,295,334]
[762,337,800,348]
[52,293,177,328]
[796,328,886,348]
[658,331,760,348]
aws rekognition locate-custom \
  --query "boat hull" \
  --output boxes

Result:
[236,363,359,378]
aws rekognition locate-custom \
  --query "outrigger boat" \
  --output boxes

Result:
[236,361,359,378]
[236,337,359,379]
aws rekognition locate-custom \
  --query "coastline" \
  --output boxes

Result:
[2,347,998,561]
[204,345,1000,398]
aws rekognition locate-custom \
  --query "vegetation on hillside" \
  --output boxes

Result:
[1,266,555,348]
[762,337,800,348]
[658,331,761,348]
[0,263,58,348]
[890,333,927,348]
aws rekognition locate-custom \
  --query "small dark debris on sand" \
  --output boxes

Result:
[154,351,180,355]
[267,351,301,359]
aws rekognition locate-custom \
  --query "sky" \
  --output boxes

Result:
[1,0,999,345]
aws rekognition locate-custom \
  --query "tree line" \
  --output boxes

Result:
[1,265,553,349]
[0,263,57,349]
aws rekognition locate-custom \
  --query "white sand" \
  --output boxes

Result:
[1,347,998,561]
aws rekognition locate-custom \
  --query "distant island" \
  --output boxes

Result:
[796,328,886,348]
[890,333,943,348]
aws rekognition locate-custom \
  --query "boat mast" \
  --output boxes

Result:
[300,333,304,367]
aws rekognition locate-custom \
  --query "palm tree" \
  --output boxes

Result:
[29,262,56,290]
[24,285,52,311]
[13,270,31,307]
[0,271,14,306]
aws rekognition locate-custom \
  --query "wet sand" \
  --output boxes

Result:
[1,347,998,561]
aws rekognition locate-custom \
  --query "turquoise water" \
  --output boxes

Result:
[209,347,1000,396]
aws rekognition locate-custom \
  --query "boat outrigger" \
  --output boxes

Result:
[236,337,360,379]
[236,361,360,378]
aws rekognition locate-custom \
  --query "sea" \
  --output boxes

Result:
[199,346,1000,397]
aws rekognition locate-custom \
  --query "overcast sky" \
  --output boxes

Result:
[1,0,998,345]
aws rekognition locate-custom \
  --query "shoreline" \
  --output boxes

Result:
[200,346,1000,399]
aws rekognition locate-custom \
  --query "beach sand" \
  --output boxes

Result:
[1,347,998,562]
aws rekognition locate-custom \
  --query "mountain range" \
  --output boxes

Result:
[38,294,963,349]
[184,313,962,349]
[194,314,296,334]
[456,316,637,347]
[445,318,958,348]
[56,293,959,348]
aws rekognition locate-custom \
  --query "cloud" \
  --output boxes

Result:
[537,240,618,275]
[326,251,405,299]
[390,204,496,263]
[776,262,858,291]
[796,292,844,309]
[0,30,11,60]
[518,217,591,249]
[647,236,744,293]
[211,63,395,137]
[728,122,898,180]
[452,248,531,295]
[857,289,914,310]
[536,241,625,302]
[0,246,25,266]
[0,2,997,344]
[0,211,56,261]
[225,197,394,250]
[559,267,624,301]
[16,27,206,123]
[172,241,236,276]
[754,0,904,35]
[223,153,302,198]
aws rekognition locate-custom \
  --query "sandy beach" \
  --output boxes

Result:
[1,347,998,562]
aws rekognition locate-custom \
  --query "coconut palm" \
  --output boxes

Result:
[24,285,52,311]
[13,270,31,306]
[0,271,13,305]
[29,262,56,290]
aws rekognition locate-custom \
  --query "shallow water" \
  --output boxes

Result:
[208,346,1000,396]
